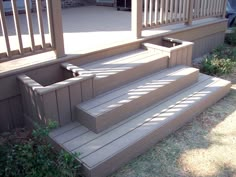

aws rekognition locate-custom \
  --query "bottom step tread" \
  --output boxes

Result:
[49,74,231,177]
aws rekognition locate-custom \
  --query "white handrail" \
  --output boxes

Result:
[140,0,227,31]
[0,0,64,62]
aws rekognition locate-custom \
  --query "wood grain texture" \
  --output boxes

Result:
[81,78,94,102]
[56,87,71,126]
[42,91,59,124]
[0,99,12,132]
[69,83,82,120]
[9,96,24,128]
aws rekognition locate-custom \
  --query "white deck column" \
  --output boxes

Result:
[132,0,142,39]
[222,0,227,18]
[47,0,65,58]
[185,0,193,25]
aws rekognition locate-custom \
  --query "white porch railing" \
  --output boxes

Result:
[142,0,190,28]
[0,0,64,62]
[132,0,227,38]
[192,0,227,20]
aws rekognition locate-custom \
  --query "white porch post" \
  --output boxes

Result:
[132,0,142,39]
[47,0,65,58]
[222,0,227,18]
[185,0,194,25]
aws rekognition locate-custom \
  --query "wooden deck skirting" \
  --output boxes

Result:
[0,18,228,132]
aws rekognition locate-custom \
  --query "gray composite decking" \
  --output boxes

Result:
[79,48,168,95]
[50,74,231,177]
[77,65,199,132]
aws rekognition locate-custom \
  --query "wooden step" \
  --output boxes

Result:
[76,66,199,133]
[79,49,169,95]
[49,74,231,177]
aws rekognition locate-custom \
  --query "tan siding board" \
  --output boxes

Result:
[56,87,72,126]
[69,83,82,120]
[81,78,93,102]
[0,99,12,131]
[24,83,34,118]
[186,45,193,66]
[169,50,177,67]
[42,91,59,124]
[182,47,188,65]
[19,80,30,116]
[9,96,24,128]
[29,85,38,121]
[176,49,183,65]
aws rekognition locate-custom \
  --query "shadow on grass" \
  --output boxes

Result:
[110,87,236,177]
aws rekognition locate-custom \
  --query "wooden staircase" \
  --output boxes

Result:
[19,43,231,177]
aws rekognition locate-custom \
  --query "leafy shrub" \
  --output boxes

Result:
[201,57,233,76]
[200,45,235,76]
[0,122,81,177]
[211,45,236,61]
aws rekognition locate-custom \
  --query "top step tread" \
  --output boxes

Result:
[78,65,198,116]
[80,49,167,79]
[50,74,231,169]
[81,49,150,69]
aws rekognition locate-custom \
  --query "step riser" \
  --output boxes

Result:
[95,70,199,133]
[94,56,168,96]
[77,69,199,133]
[84,82,231,177]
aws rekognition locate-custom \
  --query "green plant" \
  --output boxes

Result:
[0,122,81,177]
[200,44,236,76]
[210,45,236,61]
[201,57,234,76]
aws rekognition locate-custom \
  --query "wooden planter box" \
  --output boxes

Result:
[143,37,194,67]
[18,63,95,127]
